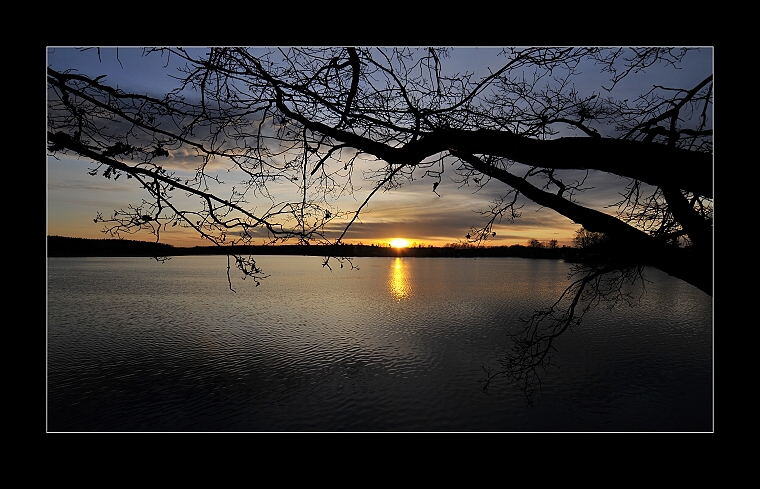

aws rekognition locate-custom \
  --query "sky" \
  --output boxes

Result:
[47,47,713,248]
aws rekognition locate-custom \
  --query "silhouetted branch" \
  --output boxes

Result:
[481,259,647,404]
[48,47,712,296]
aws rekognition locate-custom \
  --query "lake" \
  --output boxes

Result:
[46,255,713,432]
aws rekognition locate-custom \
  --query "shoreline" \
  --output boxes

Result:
[47,235,578,260]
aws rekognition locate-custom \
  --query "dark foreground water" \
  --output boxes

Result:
[47,255,713,432]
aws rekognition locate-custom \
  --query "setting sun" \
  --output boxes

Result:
[390,238,410,248]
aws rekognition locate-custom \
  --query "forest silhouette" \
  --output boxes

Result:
[47,235,579,260]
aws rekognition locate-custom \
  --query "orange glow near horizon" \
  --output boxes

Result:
[389,238,410,248]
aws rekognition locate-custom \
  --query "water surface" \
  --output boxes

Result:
[47,255,713,431]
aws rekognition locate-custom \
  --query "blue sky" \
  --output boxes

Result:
[47,47,713,248]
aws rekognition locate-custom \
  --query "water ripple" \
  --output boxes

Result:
[48,256,712,432]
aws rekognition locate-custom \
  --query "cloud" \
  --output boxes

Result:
[49,47,701,249]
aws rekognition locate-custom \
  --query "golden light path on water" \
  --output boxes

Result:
[389,257,411,302]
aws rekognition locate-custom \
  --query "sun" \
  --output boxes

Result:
[390,238,410,248]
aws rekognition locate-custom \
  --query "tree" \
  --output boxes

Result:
[47,47,713,398]
[573,227,610,252]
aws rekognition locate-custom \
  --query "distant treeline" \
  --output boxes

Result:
[47,235,585,260]
[47,236,176,257]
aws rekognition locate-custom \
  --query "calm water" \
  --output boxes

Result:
[47,255,713,432]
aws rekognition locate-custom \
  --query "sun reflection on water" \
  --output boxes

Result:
[389,257,411,302]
